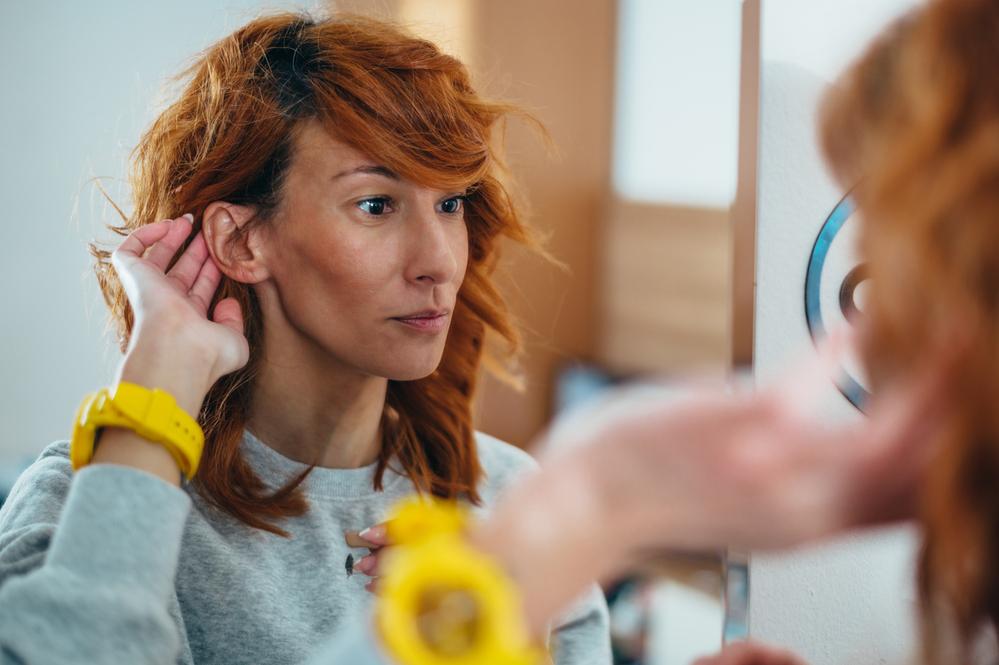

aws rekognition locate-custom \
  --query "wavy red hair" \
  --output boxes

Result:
[819,0,999,659]
[89,13,542,536]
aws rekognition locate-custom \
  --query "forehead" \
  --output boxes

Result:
[289,119,373,174]
[287,117,476,192]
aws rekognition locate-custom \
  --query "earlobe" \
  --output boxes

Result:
[201,201,270,284]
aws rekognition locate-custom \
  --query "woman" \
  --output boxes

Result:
[0,12,609,665]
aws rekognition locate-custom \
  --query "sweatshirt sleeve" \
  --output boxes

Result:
[0,442,192,665]
[551,583,613,665]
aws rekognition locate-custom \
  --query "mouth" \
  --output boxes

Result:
[391,309,451,334]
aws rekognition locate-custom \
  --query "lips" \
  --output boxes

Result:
[391,309,451,333]
[395,309,449,320]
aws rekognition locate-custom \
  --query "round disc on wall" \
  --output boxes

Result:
[804,194,872,411]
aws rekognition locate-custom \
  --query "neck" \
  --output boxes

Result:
[246,293,388,469]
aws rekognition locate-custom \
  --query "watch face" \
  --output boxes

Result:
[804,193,871,412]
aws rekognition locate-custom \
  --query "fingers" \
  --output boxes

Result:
[841,355,952,526]
[143,214,196,271]
[344,523,389,548]
[346,522,392,592]
[186,250,221,316]
[356,550,381,593]
[166,230,210,294]
[354,546,385,594]
[763,324,853,420]
[210,296,244,336]
[353,550,381,576]
[857,312,971,482]
[111,219,174,269]
[344,531,374,549]
[693,641,807,665]
[856,334,957,473]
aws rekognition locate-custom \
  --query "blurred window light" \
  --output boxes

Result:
[612,0,742,208]
[761,0,917,79]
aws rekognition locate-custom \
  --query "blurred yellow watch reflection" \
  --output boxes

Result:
[376,497,545,665]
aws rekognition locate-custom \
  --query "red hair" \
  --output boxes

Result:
[819,0,999,659]
[89,13,542,535]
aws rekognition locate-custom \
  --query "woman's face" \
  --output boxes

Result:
[255,119,469,381]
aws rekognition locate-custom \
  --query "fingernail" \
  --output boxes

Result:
[354,555,374,575]
[358,525,385,542]
[183,213,194,223]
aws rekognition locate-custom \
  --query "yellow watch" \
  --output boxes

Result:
[70,381,204,479]
[376,497,546,665]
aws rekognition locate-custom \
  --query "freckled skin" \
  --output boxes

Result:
[256,119,470,381]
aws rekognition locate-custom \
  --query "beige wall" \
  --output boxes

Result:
[468,0,617,446]
[599,201,731,376]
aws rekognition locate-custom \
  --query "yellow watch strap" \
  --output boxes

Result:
[70,382,204,479]
[109,382,203,476]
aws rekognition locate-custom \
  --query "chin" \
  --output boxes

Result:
[386,363,441,382]
[377,350,446,382]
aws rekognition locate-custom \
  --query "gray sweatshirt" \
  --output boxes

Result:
[0,429,611,664]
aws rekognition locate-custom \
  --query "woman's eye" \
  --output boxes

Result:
[440,196,465,215]
[357,197,391,215]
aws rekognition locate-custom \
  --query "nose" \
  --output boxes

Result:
[404,205,461,286]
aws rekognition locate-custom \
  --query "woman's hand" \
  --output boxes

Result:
[694,641,807,665]
[111,214,249,388]
[94,214,249,483]
[344,522,391,593]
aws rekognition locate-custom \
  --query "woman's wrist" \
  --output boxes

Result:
[117,331,217,417]
[87,332,216,486]
[91,427,184,486]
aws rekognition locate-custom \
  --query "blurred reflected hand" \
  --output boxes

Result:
[535,334,949,557]
[693,641,807,665]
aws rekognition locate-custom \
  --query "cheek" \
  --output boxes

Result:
[282,227,400,314]
[454,224,471,283]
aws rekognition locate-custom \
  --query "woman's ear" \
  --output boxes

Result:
[202,201,271,284]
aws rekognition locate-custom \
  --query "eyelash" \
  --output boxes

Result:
[355,195,466,217]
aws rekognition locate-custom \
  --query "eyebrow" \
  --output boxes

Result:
[332,165,399,181]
